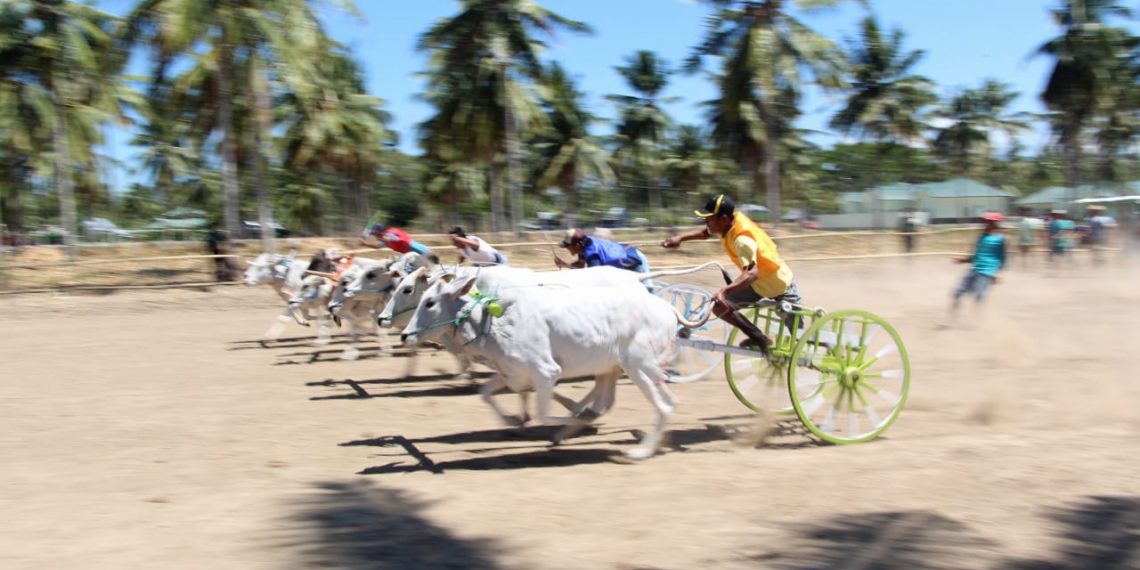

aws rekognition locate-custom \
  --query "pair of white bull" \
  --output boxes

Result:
[243,251,429,360]
[372,262,714,460]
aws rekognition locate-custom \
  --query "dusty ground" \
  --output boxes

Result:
[2,253,1138,569]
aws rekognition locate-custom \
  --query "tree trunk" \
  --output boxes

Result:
[489,160,503,233]
[759,102,781,234]
[646,170,663,227]
[4,157,24,231]
[505,106,521,237]
[216,30,241,239]
[53,82,78,261]
[1063,133,1082,204]
[251,55,275,253]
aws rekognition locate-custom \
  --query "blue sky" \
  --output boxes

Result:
[95,0,1136,191]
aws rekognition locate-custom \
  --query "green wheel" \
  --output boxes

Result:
[724,305,810,414]
[656,283,727,384]
[787,309,910,444]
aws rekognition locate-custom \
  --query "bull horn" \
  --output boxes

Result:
[305,270,336,279]
[245,259,256,266]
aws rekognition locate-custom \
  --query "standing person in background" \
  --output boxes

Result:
[205,224,236,282]
[950,212,1006,318]
[899,211,918,254]
[1047,209,1075,264]
[448,227,508,265]
[1016,206,1043,269]
[1085,205,1115,265]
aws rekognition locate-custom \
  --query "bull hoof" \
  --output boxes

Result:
[503,414,529,427]
[622,446,657,461]
[575,409,601,422]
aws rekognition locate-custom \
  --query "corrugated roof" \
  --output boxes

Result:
[1014,184,1130,206]
[920,179,1013,198]
[853,183,916,201]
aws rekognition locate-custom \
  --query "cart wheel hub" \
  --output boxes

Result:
[841,367,862,387]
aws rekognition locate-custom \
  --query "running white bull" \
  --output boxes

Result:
[400,272,706,459]
[244,252,329,342]
[380,261,724,386]
[287,275,336,344]
[318,257,400,360]
[377,263,664,381]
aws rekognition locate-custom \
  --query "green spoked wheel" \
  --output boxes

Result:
[787,309,910,444]
[655,283,727,384]
[723,306,807,414]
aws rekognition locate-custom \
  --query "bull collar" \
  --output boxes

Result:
[404,292,502,343]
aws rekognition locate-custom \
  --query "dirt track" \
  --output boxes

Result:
[2,255,1138,569]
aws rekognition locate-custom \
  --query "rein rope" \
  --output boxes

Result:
[403,291,502,342]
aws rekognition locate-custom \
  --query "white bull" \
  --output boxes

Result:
[318,257,397,360]
[288,275,336,345]
[243,252,323,342]
[400,272,706,459]
[378,264,663,382]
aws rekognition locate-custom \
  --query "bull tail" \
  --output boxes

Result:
[669,305,712,330]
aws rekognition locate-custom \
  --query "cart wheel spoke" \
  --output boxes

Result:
[788,310,910,444]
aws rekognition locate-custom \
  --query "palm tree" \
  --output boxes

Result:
[687,0,856,231]
[931,80,1029,176]
[277,44,394,233]
[0,1,52,233]
[125,0,357,251]
[533,62,613,228]
[19,1,132,259]
[831,15,935,146]
[424,161,485,227]
[663,124,723,200]
[1035,0,1134,189]
[417,0,590,233]
[607,51,674,220]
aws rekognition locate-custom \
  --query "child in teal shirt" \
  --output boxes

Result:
[952,212,1006,313]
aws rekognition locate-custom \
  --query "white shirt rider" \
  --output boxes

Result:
[448,228,508,265]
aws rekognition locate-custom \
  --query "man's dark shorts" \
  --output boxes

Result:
[725,280,802,307]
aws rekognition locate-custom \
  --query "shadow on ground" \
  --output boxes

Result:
[741,495,1139,570]
[747,510,996,569]
[1004,495,1139,570]
[283,480,503,569]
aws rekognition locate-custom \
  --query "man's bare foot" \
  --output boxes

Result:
[739,335,772,355]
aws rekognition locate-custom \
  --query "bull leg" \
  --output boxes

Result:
[315,313,332,345]
[552,369,620,444]
[440,335,473,382]
[582,367,622,416]
[533,368,578,428]
[480,376,528,427]
[622,364,676,460]
[263,307,293,341]
[340,318,361,361]
[402,347,420,379]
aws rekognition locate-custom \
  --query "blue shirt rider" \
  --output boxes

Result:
[553,228,650,274]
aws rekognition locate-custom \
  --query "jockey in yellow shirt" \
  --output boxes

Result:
[662,194,803,354]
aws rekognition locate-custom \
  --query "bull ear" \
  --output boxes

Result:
[449,275,478,298]
[409,266,429,282]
